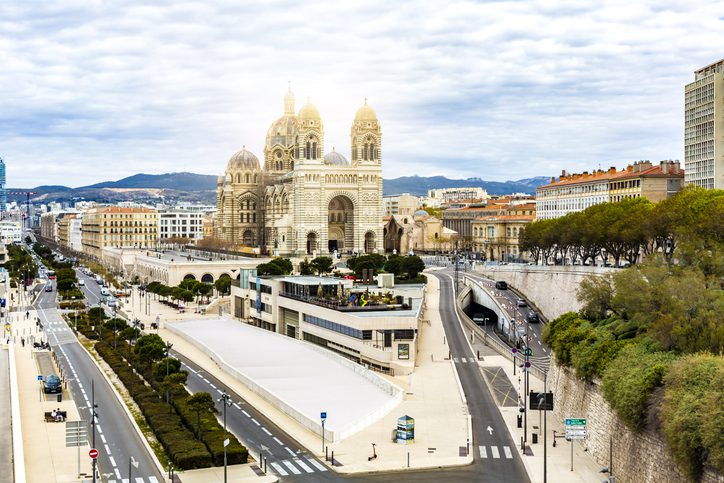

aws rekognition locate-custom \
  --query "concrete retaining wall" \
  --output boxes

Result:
[9,342,25,483]
[472,265,615,320]
[549,357,724,483]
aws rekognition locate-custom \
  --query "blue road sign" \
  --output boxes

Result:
[320,412,327,420]
[511,348,518,353]
[37,375,42,381]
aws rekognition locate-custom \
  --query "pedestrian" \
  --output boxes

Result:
[55,409,64,422]
[21,337,25,347]
[51,409,57,420]
[26,311,29,319]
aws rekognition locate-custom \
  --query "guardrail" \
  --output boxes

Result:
[456,280,548,379]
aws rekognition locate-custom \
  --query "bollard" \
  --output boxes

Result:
[407,451,410,468]
[331,450,334,466]
[325,446,328,461]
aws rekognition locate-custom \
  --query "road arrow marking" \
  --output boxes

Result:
[487,426,494,435]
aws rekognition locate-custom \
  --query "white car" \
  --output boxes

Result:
[78,279,85,286]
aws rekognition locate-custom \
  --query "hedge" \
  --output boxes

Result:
[94,341,211,469]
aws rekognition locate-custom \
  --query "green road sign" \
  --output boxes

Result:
[565,418,587,426]
[524,348,533,356]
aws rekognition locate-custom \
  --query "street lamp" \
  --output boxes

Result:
[164,342,174,403]
[217,390,233,483]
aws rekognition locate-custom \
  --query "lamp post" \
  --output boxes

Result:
[164,341,174,403]
[217,390,232,483]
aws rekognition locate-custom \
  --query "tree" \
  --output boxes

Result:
[383,256,403,276]
[311,257,333,275]
[256,262,284,276]
[134,334,166,367]
[271,258,293,274]
[299,259,314,275]
[187,391,216,440]
[402,255,425,279]
[576,274,614,321]
[197,283,213,303]
[215,275,232,295]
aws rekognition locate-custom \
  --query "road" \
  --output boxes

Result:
[34,284,163,483]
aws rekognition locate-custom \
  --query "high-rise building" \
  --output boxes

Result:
[0,157,6,212]
[684,59,724,189]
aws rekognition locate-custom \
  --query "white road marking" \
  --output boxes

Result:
[251,418,260,426]
[491,446,500,459]
[295,458,314,473]
[271,462,288,476]
[209,383,217,389]
[285,446,296,457]
[100,434,106,444]
[136,478,144,483]
[273,437,283,445]
[461,357,467,363]
[542,347,547,353]
[503,446,513,459]
[479,446,487,458]
[109,456,117,467]
[114,468,121,479]
[306,457,327,471]
[242,410,251,417]
[232,403,241,409]
[453,357,459,363]
[261,427,272,436]
[148,477,160,483]
[104,444,111,454]
[283,460,301,475]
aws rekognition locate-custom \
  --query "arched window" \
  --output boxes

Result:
[370,145,375,160]
[305,142,311,159]
[312,142,318,159]
[245,173,250,183]
[363,144,368,160]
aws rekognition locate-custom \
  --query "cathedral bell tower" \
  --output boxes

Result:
[350,98,381,165]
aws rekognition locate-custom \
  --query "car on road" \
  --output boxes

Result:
[44,285,53,292]
[527,312,539,323]
[78,279,85,286]
[516,298,527,307]
[495,281,508,290]
[43,374,62,393]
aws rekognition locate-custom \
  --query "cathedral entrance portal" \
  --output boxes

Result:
[306,232,319,255]
[328,195,354,254]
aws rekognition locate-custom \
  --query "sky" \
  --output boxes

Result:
[1,1,723,188]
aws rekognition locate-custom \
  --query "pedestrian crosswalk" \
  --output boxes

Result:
[107,476,160,483]
[270,457,328,476]
[453,357,479,364]
[479,445,513,459]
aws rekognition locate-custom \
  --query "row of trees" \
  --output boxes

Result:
[5,244,37,285]
[346,254,425,280]
[520,187,723,271]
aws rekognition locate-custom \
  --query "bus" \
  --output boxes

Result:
[47,270,56,280]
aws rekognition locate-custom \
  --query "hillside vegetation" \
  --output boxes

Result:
[542,187,724,481]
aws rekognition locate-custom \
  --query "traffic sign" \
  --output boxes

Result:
[524,361,531,368]
[524,348,533,357]
[37,375,42,381]
[511,348,518,354]
[89,448,99,459]
[320,412,327,420]
[565,418,587,426]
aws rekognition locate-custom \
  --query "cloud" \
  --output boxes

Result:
[0,0,722,187]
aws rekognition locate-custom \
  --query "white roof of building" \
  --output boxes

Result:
[169,317,401,441]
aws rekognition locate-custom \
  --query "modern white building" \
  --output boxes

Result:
[231,273,424,376]
[158,209,206,241]
[383,193,420,216]
[427,187,488,205]
[0,221,22,244]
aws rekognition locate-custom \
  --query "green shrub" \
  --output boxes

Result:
[570,328,628,381]
[542,312,592,366]
[601,345,677,431]
[661,353,724,481]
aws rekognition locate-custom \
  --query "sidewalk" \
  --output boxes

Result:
[123,280,473,474]
[8,288,93,483]
[471,341,605,482]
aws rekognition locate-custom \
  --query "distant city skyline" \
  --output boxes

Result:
[1,1,723,187]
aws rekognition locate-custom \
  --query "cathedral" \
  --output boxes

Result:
[215,88,384,257]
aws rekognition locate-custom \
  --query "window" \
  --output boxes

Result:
[303,314,362,339]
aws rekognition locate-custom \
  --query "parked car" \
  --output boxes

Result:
[527,312,539,323]
[516,298,527,307]
[495,281,508,290]
[43,374,62,393]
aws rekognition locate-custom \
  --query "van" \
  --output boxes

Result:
[495,281,508,290]
[100,287,110,296]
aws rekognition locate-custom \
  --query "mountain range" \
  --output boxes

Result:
[8,172,551,205]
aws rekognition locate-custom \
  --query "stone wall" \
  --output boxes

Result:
[471,265,614,320]
[549,357,723,483]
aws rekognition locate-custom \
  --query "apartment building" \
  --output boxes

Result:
[427,187,488,204]
[231,273,424,375]
[382,193,420,216]
[158,209,205,241]
[536,160,684,220]
[57,214,83,252]
[684,59,724,189]
[442,196,535,244]
[81,206,158,259]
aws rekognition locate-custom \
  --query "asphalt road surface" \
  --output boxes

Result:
[35,285,163,483]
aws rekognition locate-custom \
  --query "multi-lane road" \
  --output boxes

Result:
[34,281,163,483]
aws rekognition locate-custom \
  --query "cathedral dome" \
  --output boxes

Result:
[227,147,260,171]
[298,100,321,121]
[324,148,349,166]
[354,99,377,122]
[414,209,430,219]
[265,115,297,148]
